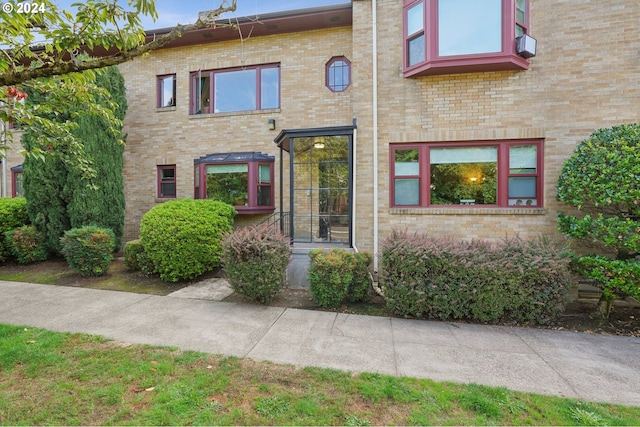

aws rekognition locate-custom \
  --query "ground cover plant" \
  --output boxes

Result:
[1,324,638,426]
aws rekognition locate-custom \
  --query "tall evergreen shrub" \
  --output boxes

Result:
[22,66,127,252]
[66,66,126,249]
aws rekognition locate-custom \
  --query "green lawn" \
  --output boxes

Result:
[0,324,638,426]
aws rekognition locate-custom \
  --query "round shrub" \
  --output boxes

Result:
[308,248,356,308]
[139,199,236,282]
[557,123,640,317]
[221,224,291,304]
[4,225,48,264]
[60,226,115,277]
[0,197,29,262]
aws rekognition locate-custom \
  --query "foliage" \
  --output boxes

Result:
[0,1,236,176]
[0,197,29,262]
[207,171,248,206]
[348,252,373,303]
[221,224,291,304]
[60,226,115,277]
[556,124,640,315]
[4,225,48,264]
[22,67,127,252]
[380,231,573,324]
[65,66,127,249]
[124,239,145,271]
[573,256,640,303]
[308,248,356,308]
[139,199,236,282]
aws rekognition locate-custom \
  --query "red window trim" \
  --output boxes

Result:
[189,63,280,115]
[11,169,22,198]
[156,74,176,108]
[157,165,176,198]
[389,139,544,208]
[194,161,275,215]
[403,0,531,77]
[325,56,351,92]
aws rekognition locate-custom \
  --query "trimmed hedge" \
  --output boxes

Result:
[0,198,29,262]
[308,249,373,308]
[60,226,115,277]
[221,224,291,304]
[139,199,236,282]
[4,225,48,264]
[380,231,573,325]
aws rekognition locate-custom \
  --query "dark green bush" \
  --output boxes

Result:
[4,225,48,264]
[124,239,143,270]
[139,199,236,282]
[348,252,373,303]
[60,226,115,277]
[221,224,291,304]
[380,231,573,324]
[556,124,640,317]
[308,248,356,308]
[0,197,29,262]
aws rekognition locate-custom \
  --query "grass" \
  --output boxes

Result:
[1,324,639,426]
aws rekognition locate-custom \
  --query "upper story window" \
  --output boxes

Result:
[326,56,351,92]
[194,152,275,215]
[157,74,176,108]
[390,140,543,208]
[190,64,280,115]
[404,0,532,77]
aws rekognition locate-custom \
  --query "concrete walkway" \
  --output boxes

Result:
[1,279,639,407]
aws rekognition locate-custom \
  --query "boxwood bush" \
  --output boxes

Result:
[60,226,115,277]
[221,224,291,304]
[380,231,573,325]
[139,199,236,282]
[0,197,29,262]
[4,225,48,264]
[123,239,156,274]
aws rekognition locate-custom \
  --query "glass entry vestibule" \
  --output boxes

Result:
[275,126,354,246]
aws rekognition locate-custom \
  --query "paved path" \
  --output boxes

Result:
[1,280,639,407]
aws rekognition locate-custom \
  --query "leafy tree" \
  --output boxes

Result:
[556,124,640,317]
[1,0,236,177]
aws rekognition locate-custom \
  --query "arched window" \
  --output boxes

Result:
[325,56,351,92]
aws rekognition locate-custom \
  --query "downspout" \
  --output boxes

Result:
[372,0,379,275]
[351,118,357,250]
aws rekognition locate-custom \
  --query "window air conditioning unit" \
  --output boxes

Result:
[516,34,537,59]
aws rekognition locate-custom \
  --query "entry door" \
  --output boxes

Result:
[291,135,351,244]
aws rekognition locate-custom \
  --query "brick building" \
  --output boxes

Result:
[3,0,639,274]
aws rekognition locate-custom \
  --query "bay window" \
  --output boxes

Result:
[194,152,275,214]
[403,0,532,76]
[390,140,543,208]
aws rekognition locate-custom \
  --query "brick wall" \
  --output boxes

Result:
[5,0,632,256]
[119,26,354,242]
